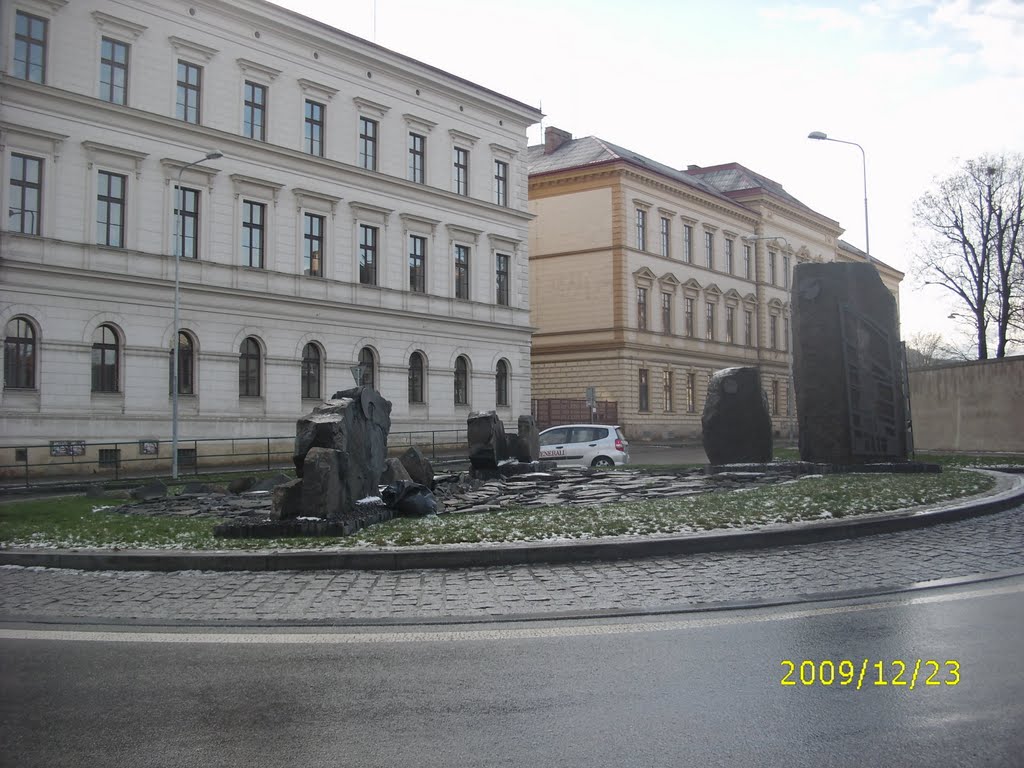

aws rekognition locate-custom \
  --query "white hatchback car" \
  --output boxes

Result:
[538,424,630,468]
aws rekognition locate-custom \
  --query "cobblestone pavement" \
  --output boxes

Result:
[3,501,1024,625]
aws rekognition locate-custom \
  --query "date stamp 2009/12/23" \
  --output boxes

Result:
[780,659,960,689]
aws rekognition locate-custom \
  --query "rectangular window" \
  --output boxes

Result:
[359,117,378,170]
[770,314,778,350]
[769,251,777,285]
[173,186,199,259]
[683,225,693,263]
[305,100,324,156]
[725,238,734,274]
[684,297,694,337]
[783,254,791,289]
[100,38,129,105]
[784,317,790,352]
[241,200,265,268]
[494,160,508,206]
[14,11,47,83]
[176,60,202,124]
[726,306,735,344]
[244,81,267,141]
[637,287,648,330]
[662,293,672,333]
[408,133,426,183]
[454,244,470,299]
[705,302,715,340]
[636,209,647,251]
[744,244,752,279]
[663,370,673,412]
[9,154,42,235]
[496,252,510,306]
[638,368,649,412]
[409,235,426,293]
[744,310,753,347]
[359,224,378,285]
[772,380,780,416]
[661,217,670,257]
[96,171,126,248]
[303,213,324,276]
[686,372,696,413]
[705,231,714,269]
[453,147,469,195]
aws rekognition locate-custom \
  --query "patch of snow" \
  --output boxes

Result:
[357,496,383,504]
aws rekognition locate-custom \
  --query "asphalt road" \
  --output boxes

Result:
[2,576,1022,768]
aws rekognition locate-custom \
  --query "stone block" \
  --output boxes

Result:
[467,410,508,469]
[399,446,435,490]
[272,478,304,520]
[379,457,411,486]
[301,447,345,519]
[701,367,773,465]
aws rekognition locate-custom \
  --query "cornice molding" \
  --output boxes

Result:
[168,36,218,64]
[90,11,147,40]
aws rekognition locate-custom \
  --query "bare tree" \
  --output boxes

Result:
[912,153,1024,359]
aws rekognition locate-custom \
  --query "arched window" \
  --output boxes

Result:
[495,359,509,407]
[358,346,375,389]
[91,324,120,392]
[301,343,321,399]
[239,337,261,397]
[3,317,36,390]
[169,331,195,396]
[454,355,469,405]
[408,351,424,404]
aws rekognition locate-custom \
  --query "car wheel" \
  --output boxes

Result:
[591,456,614,468]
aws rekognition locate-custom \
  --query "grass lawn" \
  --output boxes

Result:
[0,468,998,551]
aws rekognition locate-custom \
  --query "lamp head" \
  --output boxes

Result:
[205,150,224,160]
[807,131,828,140]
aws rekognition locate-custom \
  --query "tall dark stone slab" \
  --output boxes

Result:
[467,411,508,469]
[292,386,392,519]
[701,367,773,465]
[792,262,907,464]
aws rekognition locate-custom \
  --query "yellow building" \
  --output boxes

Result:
[527,127,903,439]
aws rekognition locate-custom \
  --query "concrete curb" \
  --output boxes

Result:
[2,470,1022,573]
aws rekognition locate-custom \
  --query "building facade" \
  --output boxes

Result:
[1,0,543,459]
[528,128,903,439]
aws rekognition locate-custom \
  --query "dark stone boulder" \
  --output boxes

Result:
[301,447,345,519]
[292,386,393,519]
[508,415,540,462]
[227,476,256,494]
[379,457,412,486]
[399,446,435,490]
[468,410,508,469]
[701,367,773,465]
[248,473,293,493]
[271,478,304,520]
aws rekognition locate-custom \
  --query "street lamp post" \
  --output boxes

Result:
[172,150,222,480]
[807,131,871,264]
[743,235,796,439]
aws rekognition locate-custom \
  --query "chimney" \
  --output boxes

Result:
[544,126,573,154]
[686,164,701,171]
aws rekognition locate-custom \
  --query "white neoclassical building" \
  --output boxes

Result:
[0,0,542,467]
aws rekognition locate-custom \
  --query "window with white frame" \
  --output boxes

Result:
[301,343,321,399]
[455,244,470,300]
[684,297,695,337]
[303,213,324,276]
[743,244,752,279]
[239,337,261,397]
[783,254,791,289]
[92,324,120,393]
[726,306,735,344]
[744,309,753,346]
[454,355,469,405]
[637,287,648,330]
[683,224,693,263]
[725,238,734,274]
[496,252,510,306]
[494,160,508,206]
[359,224,378,285]
[662,293,672,333]
[409,235,426,293]
[305,100,325,156]
[359,117,378,170]
[704,231,714,269]
[176,60,202,124]
[495,359,510,407]
[4,317,37,390]
[636,208,647,251]
[705,301,715,340]
[453,147,469,195]
[242,200,266,268]
[769,251,777,285]
[408,133,425,183]
[173,186,200,259]
[408,351,425,404]
[97,171,126,248]
[14,12,47,83]
[661,217,670,257]
[100,38,129,105]
[663,370,673,412]
[169,330,195,396]
[244,81,267,141]
[9,154,42,235]
[638,368,649,412]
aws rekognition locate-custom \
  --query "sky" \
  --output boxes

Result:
[269,0,1024,351]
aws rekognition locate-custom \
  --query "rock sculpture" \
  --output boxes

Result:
[701,367,773,465]
[467,410,508,469]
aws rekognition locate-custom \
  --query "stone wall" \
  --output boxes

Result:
[909,356,1024,452]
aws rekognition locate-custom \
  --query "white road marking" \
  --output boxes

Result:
[1,581,1021,645]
